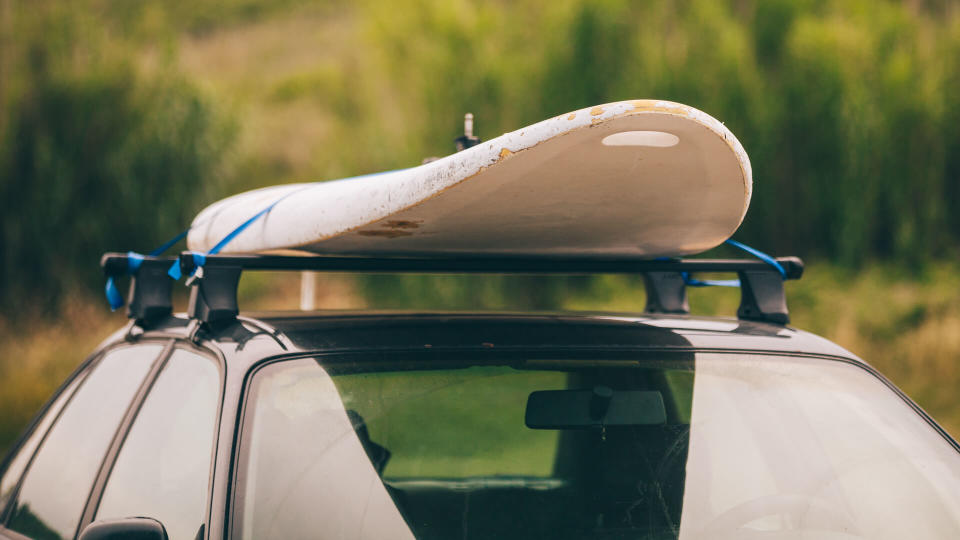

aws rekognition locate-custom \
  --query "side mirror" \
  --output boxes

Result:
[78,517,168,540]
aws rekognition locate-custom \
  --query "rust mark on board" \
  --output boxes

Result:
[631,100,658,111]
[499,148,513,159]
[590,106,605,116]
[567,113,576,120]
[357,229,413,238]
[383,219,422,229]
[631,99,695,120]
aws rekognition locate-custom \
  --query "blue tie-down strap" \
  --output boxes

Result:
[683,239,786,288]
[104,277,125,311]
[725,239,786,278]
[148,228,189,257]
[168,252,206,281]
[103,229,189,310]
[168,184,318,281]
[682,273,742,288]
[104,251,147,311]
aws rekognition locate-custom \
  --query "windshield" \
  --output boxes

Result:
[234,352,960,540]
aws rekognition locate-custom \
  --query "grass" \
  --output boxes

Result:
[171,3,364,183]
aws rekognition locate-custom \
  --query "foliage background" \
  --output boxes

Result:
[0,0,959,452]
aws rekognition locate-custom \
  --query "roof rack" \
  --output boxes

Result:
[176,253,803,325]
[101,254,176,325]
[102,251,804,328]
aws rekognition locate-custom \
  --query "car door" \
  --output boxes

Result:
[0,342,168,540]
[85,345,222,540]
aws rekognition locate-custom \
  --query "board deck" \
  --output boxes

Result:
[187,100,752,258]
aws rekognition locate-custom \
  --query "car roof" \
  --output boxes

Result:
[238,310,860,361]
[122,311,861,376]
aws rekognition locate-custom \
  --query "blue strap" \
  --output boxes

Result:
[148,229,189,257]
[168,252,206,280]
[682,239,785,288]
[104,229,189,310]
[682,273,741,288]
[105,277,125,310]
[208,204,279,255]
[725,239,786,278]
[168,185,316,280]
[127,251,144,273]
[167,168,414,281]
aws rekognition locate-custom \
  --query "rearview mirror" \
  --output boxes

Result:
[78,517,168,540]
[525,386,667,429]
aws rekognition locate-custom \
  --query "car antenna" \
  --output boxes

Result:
[422,112,483,164]
[455,112,481,152]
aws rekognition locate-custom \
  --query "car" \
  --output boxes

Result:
[1,250,959,540]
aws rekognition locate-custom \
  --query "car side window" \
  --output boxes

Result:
[0,373,86,516]
[95,348,221,540]
[5,344,162,540]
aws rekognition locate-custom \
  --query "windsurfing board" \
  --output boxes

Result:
[187,100,752,258]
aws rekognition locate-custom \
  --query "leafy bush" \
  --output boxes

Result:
[0,8,234,314]
[358,0,960,263]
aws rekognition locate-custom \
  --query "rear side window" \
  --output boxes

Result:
[95,348,221,540]
[5,345,162,539]
[0,373,85,514]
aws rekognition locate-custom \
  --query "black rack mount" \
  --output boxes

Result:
[102,252,803,328]
[101,254,176,325]
[186,253,803,326]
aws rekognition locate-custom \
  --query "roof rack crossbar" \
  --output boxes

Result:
[173,253,803,327]
[100,253,175,325]
[176,254,804,277]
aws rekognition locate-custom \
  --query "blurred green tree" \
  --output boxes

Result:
[359,0,960,265]
[0,4,234,314]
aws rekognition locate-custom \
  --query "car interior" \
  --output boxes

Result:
[349,367,693,540]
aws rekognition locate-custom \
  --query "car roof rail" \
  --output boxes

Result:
[100,252,176,326]
[171,252,804,327]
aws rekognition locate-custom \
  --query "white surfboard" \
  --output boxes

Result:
[187,100,752,258]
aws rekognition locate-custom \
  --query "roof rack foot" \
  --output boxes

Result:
[126,259,174,324]
[737,270,789,325]
[643,272,689,315]
[101,253,174,328]
[188,264,242,325]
